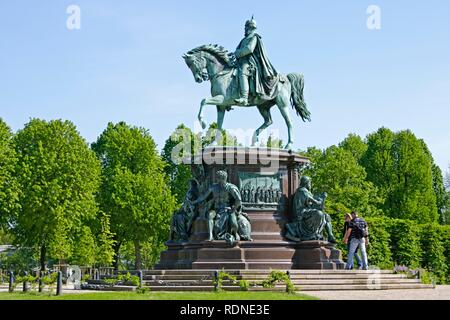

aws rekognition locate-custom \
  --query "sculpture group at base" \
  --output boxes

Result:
[169,169,335,245]
[170,170,252,245]
[158,148,345,270]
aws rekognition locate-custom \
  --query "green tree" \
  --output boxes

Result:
[390,131,437,222]
[12,119,101,271]
[444,166,450,225]
[0,247,39,274]
[362,128,438,223]
[67,212,116,267]
[0,119,19,228]
[445,165,450,190]
[92,212,116,266]
[419,140,447,224]
[161,124,198,204]
[70,226,96,266]
[92,122,176,270]
[119,240,166,270]
[338,133,368,162]
[361,127,395,201]
[0,228,14,244]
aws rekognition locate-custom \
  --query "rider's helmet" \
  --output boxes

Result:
[245,16,257,30]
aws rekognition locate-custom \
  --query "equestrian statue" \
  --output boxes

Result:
[183,17,311,150]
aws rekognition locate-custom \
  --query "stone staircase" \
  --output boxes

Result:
[142,270,434,291]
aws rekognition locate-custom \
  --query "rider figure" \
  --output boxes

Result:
[233,16,278,106]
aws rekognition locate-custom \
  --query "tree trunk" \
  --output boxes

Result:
[134,240,142,270]
[112,240,122,271]
[40,244,46,271]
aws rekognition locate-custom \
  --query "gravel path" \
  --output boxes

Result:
[306,285,450,300]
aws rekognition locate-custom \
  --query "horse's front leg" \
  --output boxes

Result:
[198,99,208,129]
[197,95,225,129]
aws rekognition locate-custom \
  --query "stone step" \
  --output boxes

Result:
[143,273,409,280]
[143,273,404,280]
[142,275,408,283]
[145,283,434,292]
[296,283,435,291]
[143,269,397,276]
[144,275,214,281]
[247,283,435,291]
[240,269,397,274]
[291,274,407,279]
[241,274,407,279]
[143,277,419,285]
[83,285,136,292]
[143,274,407,281]
[146,285,215,292]
[139,269,432,292]
[290,279,419,285]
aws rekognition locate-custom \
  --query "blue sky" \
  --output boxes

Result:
[0,1,449,171]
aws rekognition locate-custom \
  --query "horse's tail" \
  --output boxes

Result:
[287,73,311,122]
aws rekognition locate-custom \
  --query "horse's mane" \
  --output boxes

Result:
[187,44,232,67]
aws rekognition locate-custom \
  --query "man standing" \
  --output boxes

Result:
[232,16,278,106]
[343,211,369,270]
[343,213,363,269]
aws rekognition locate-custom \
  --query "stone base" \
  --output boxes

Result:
[156,147,345,271]
[155,240,345,270]
[290,241,345,269]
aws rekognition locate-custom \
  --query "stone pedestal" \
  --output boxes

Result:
[156,147,345,270]
[290,241,344,269]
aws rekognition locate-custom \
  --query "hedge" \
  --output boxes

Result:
[440,225,450,283]
[388,219,423,268]
[365,217,393,269]
[419,223,447,283]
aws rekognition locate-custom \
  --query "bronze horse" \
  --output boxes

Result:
[183,44,311,149]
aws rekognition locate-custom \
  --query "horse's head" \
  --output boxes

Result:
[183,52,208,83]
[183,45,232,83]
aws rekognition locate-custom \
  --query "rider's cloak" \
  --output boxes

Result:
[236,33,279,100]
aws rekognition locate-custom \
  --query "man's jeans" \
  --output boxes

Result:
[347,243,362,269]
[346,238,368,270]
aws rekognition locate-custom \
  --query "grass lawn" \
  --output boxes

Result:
[0,291,318,300]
